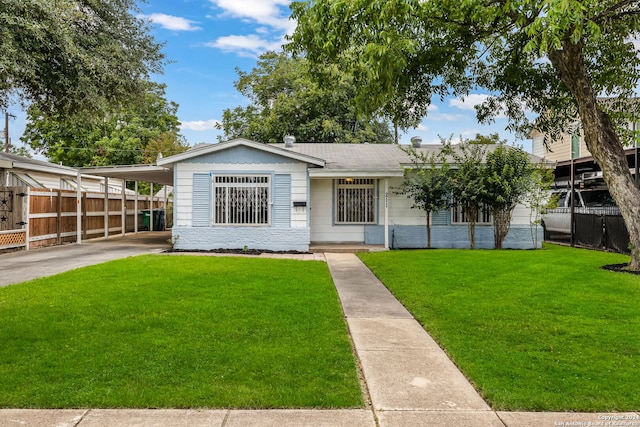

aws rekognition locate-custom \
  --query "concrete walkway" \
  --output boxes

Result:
[0,247,636,426]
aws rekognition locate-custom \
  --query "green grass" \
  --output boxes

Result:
[358,244,640,412]
[0,255,363,409]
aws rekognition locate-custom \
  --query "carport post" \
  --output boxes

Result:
[104,177,109,239]
[134,181,138,234]
[76,170,82,244]
[163,185,167,230]
[121,179,126,236]
[150,182,154,232]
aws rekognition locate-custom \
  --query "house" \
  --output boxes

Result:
[158,138,542,252]
[0,151,128,193]
[530,115,639,163]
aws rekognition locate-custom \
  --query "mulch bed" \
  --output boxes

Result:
[166,248,311,255]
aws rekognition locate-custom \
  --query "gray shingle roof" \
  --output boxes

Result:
[272,143,417,170]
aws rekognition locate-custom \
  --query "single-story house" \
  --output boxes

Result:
[157,138,543,251]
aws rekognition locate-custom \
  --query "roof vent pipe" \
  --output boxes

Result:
[284,135,296,148]
[411,136,422,148]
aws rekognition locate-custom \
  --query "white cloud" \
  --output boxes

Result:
[205,34,285,57]
[429,112,468,122]
[449,94,489,111]
[210,0,294,32]
[180,119,221,131]
[144,13,201,31]
[206,0,294,57]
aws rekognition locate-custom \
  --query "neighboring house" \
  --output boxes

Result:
[158,138,542,251]
[0,152,129,193]
[530,118,640,162]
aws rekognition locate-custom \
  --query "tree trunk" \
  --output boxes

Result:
[493,207,512,250]
[426,212,432,249]
[465,204,478,249]
[549,41,640,270]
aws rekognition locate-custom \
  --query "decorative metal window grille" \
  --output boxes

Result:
[214,175,270,225]
[451,201,492,224]
[336,178,376,224]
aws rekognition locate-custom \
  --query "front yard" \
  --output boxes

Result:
[0,255,363,408]
[358,244,640,412]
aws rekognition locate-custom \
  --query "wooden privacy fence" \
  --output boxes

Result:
[0,186,169,251]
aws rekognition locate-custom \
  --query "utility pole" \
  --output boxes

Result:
[3,112,16,153]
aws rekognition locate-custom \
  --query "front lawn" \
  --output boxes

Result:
[0,255,363,409]
[358,244,640,412]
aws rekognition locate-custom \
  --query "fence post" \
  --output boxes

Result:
[121,179,126,236]
[25,187,30,250]
[76,170,82,244]
[56,190,62,245]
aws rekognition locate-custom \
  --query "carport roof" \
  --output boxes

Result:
[78,164,174,186]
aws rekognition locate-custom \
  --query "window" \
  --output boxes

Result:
[451,201,492,224]
[335,178,376,224]
[213,175,270,225]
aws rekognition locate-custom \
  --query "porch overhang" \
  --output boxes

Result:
[79,164,174,186]
[308,169,404,179]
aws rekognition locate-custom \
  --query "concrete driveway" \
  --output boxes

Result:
[0,231,171,287]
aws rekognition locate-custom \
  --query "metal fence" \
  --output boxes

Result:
[545,207,630,254]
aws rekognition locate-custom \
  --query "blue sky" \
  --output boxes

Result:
[6,0,533,155]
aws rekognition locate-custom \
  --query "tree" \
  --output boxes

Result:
[481,139,536,249]
[22,82,187,167]
[396,146,451,248]
[444,137,489,249]
[217,51,394,144]
[289,1,640,270]
[1,0,164,120]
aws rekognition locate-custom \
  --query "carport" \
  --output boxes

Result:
[75,164,174,244]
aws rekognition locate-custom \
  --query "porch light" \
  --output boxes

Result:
[345,177,354,183]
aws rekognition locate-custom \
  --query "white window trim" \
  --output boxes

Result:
[335,178,377,225]
[212,174,271,226]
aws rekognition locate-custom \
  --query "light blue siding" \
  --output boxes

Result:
[364,224,542,249]
[184,146,295,165]
[273,174,291,228]
[192,173,211,227]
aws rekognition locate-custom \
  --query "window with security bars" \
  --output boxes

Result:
[214,175,270,225]
[451,201,492,224]
[335,178,376,224]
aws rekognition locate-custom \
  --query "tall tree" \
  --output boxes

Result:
[444,138,488,249]
[22,82,187,167]
[0,0,164,119]
[289,0,640,270]
[481,139,536,249]
[217,51,394,144]
[396,146,451,248]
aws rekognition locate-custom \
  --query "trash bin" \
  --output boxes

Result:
[138,209,165,231]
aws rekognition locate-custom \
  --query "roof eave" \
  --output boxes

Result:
[158,138,326,167]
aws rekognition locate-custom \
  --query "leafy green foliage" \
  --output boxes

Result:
[22,82,188,167]
[359,245,638,411]
[217,51,394,143]
[289,0,640,269]
[481,138,537,248]
[396,146,451,248]
[0,0,164,119]
[443,136,489,248]
[0,255,363,408]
